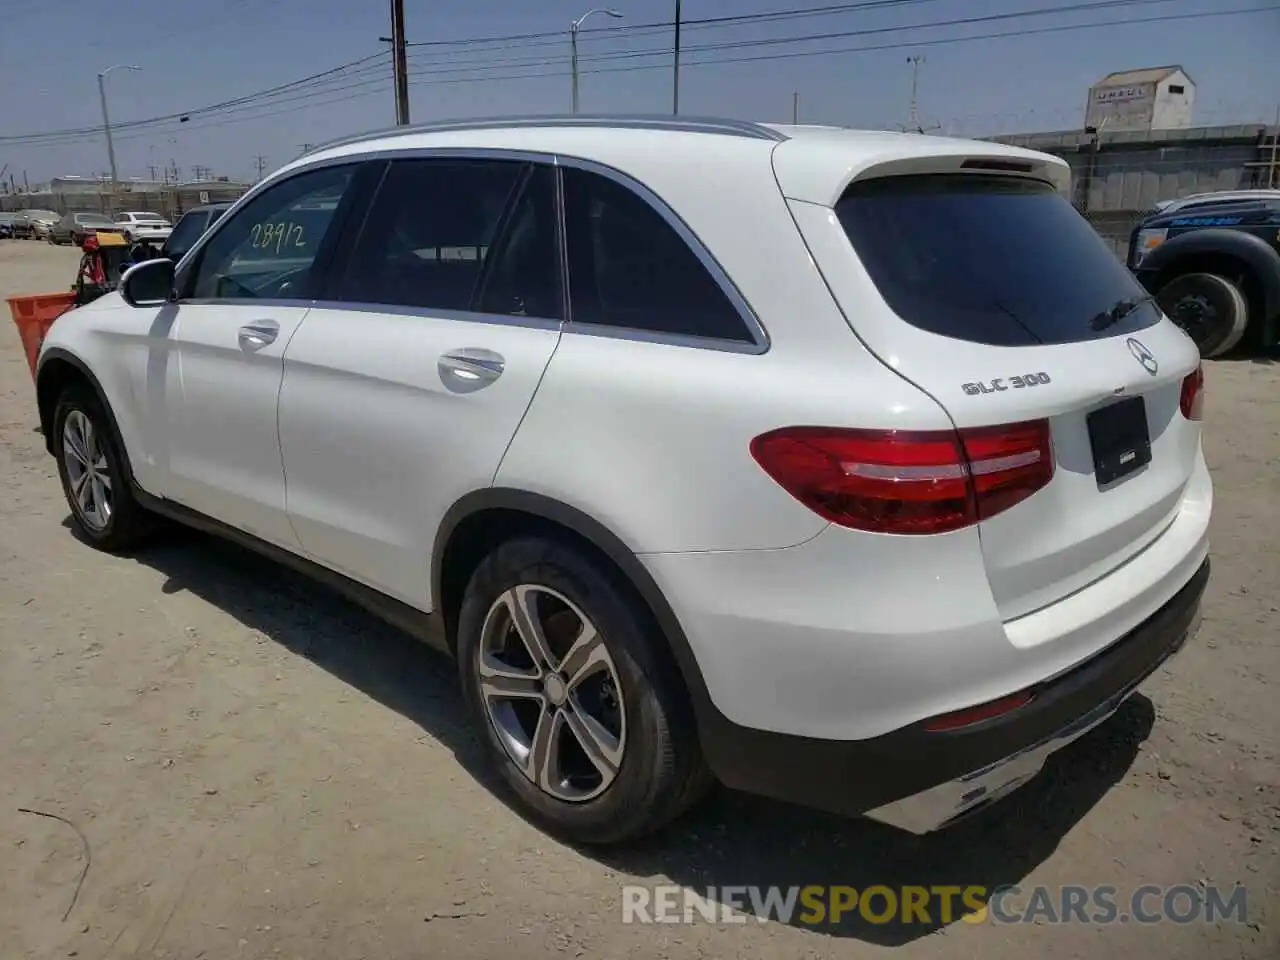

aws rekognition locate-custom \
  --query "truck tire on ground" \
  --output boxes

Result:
[1156,272,1249,358]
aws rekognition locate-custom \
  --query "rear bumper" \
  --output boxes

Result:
[698,557,1208,830]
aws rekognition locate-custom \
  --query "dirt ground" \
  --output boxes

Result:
[0,238,1275,959]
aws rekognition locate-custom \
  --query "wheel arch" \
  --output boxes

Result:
[432,488,714,720]
[35,348,131,480]
[1140,229,1280,346]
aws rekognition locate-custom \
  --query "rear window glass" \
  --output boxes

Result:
[835,174,1160,346]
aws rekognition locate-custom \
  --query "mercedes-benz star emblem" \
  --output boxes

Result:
[1126,337,1158,376]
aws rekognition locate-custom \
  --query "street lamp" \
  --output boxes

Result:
[571,7,622,114]
[98,64,141,213]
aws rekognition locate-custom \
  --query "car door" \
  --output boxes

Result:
[156,161,367,549]
[277,155,564,607]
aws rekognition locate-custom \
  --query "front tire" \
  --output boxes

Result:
[1157,272,1249,358]
[457,537,711,845]
[52,384,154,552]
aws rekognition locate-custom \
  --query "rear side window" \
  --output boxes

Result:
[562,167,753,343]
[340,158,560,319]
[835,174,1160,346]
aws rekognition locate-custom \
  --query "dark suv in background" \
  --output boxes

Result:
[161,202,232,261]
[1128,189,1280,357]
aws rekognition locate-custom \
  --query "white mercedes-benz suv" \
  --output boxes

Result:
[35,116,1211,845]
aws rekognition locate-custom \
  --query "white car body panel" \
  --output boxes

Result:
[642,449,1209,741]
[788,199,1204,621]
[161,303,309,550]
[277,307,561,606]
[37,293,170,494]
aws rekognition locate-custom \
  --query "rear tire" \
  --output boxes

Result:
[457,536,712,845]
[1157,272,1248,358]
[52,383,155,552]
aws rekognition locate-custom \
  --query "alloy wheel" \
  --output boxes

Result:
[62,409,113,531]
[478,584,627,803]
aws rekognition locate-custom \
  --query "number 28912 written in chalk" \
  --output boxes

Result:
[249,221,307,255]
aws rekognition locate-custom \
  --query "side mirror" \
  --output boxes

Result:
[119,258,176,307]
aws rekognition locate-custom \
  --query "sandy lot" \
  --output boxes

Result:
[0,238,1276,959]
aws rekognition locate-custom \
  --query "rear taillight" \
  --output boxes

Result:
[1179,364,1204,420]
[750,420,1054,535]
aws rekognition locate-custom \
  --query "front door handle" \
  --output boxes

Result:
[238,320,280,350]
[439,349,505,392]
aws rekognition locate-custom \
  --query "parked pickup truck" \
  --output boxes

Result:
[1128,189,1280,357]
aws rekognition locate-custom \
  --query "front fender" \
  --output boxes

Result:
[1137,228,1280,345]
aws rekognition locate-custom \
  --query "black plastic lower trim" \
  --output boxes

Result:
[133,487,449,654]
[694,557,1210,818]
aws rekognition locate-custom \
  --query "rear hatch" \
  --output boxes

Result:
[784,157,1203,621]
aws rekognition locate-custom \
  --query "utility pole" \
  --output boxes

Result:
[254,155,268,181]
[148,164,157,181]
[903,55,940,134]
[1269,103,1279,189]
[389,0,410,125]
[571,8,623,114]
[672,0,682,115]
[906,55,924,133]
[792,91,800,124]
[97,64,141,215]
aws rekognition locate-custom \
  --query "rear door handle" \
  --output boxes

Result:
[439,349,505,392]
[238,320,280,350]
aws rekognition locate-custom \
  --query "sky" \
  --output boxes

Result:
[1,0,1276,186]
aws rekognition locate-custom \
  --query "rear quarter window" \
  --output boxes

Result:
[835,174,1160,346]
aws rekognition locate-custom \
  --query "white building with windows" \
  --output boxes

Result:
[1085,66,1195,133]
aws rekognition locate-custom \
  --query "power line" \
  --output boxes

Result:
[3,1,1274,148]
[404,0,946,48]
[0,0,1151,144]
[400,0,1178,79]
[0,51,389,144]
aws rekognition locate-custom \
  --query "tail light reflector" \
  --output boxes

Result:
[1179,364,1204,420]
[750,420,1054,535]
[921,690,1035,732]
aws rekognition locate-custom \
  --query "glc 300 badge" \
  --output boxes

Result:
[962,372,1051,395]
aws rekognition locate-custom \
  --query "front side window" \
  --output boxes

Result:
[561,167,754,343]
[76,214,113,227]
[188,165,355,301]
[339,158,559,319]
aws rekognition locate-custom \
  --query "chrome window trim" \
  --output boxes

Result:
[308,300,563,332]
[176,145,770,355]
[179,298,316,310]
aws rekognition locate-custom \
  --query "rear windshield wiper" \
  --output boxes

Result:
[1090,294,1156,331]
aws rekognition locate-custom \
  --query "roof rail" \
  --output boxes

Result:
[303,114,789,156]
